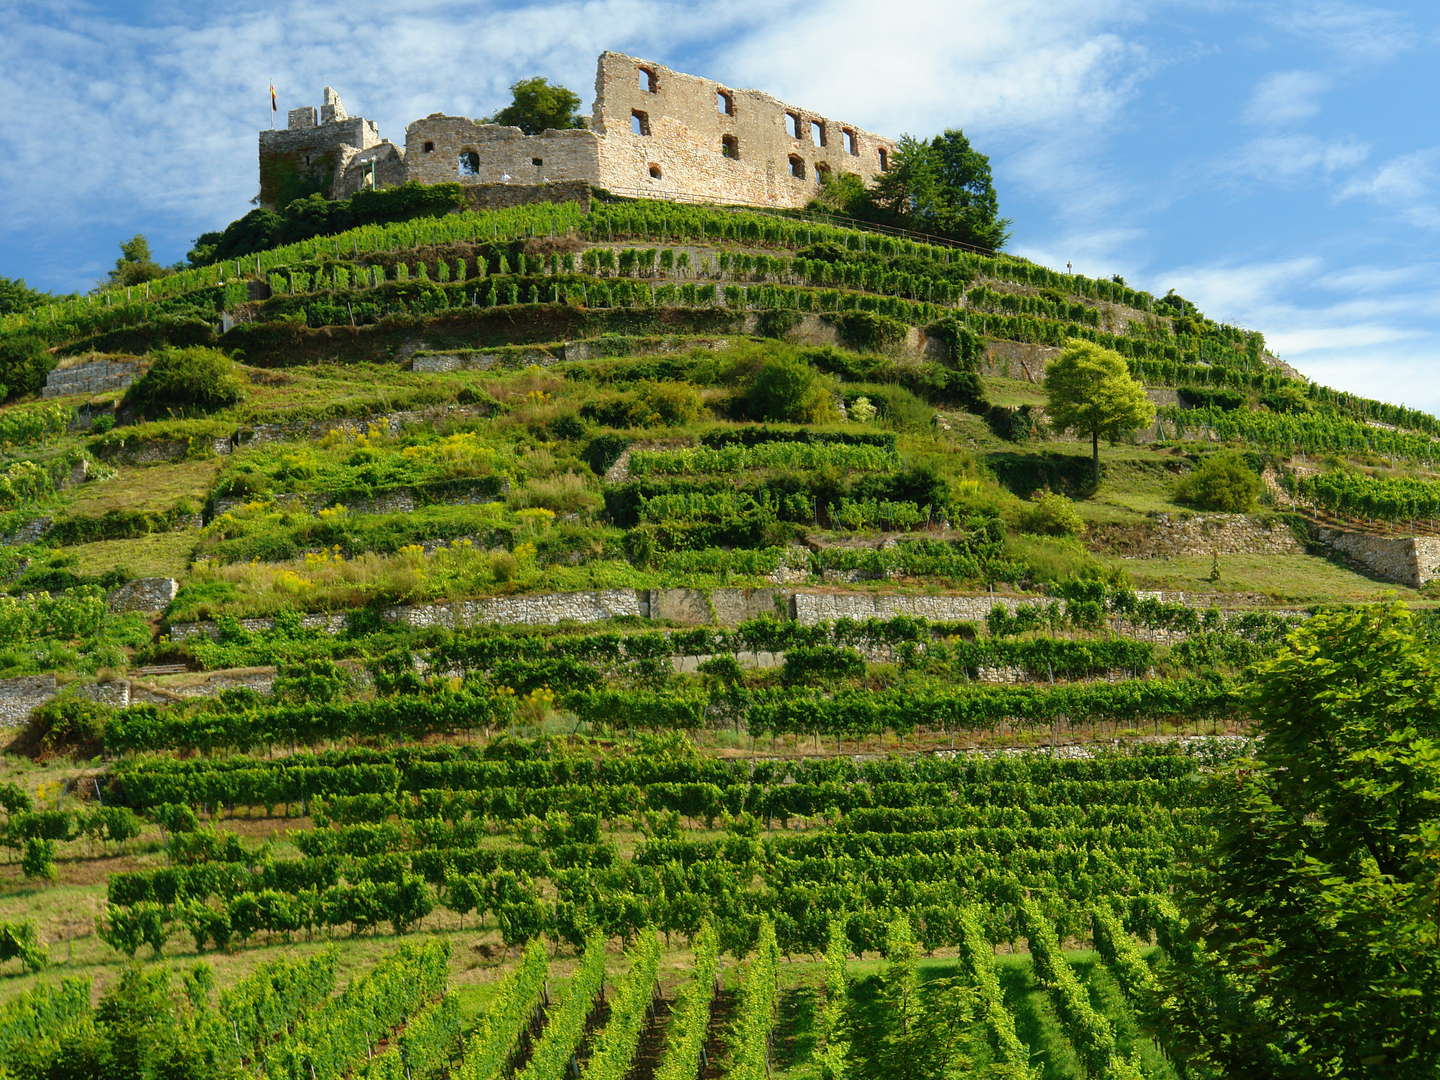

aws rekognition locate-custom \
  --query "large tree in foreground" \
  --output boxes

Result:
[484,77,585,135]
[1169,603,1440,1076]
[1041,338,1154,474]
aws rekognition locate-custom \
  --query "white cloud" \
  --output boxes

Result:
[1268,2,1412,62]
[1158,256,1323,320]
[1011,226,1148,283]
[1315,264,1427,293]
[1337,148,1440,228]
[1224,134,1369,185]
[1242,70,1328,125]
[0,0,768,247]
[711,0,1150,139]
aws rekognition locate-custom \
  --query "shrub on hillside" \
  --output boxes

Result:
[1018,490,1085,537]
[121,347,244,419]
[0,334,53,402]
[1174,452,1263,512]
[743,355,837,424]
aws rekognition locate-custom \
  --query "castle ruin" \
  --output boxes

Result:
[258,53,896,211]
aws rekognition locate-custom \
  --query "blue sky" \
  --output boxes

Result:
[3,1,1440,408]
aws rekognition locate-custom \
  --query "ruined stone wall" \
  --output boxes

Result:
[334,142,407,199]
[258,107,381,208]
[403,119,601,188]
[591,52,894,208]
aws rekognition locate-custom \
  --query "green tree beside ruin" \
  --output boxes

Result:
[485,77,586,135]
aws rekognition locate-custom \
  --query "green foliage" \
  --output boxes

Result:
[1042,338,1155,470]
[834,311,907,352]
[1017,490,1084,537]
[484,76,586,135]
[26,694,111,752]
[1170,603,1440,1077]
[20,837,56,881]
[1173,451,1262,512]
[105,234,170,288]
[122,346,244,419]
[868,130,1011,251]
[0,921,45,972]
[742,353,838,424]
[0,276,49,317]
[0,333,53,401]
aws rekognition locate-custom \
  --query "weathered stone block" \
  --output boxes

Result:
[107,578,180,614]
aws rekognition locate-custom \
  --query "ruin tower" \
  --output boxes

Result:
[257,87,388,209]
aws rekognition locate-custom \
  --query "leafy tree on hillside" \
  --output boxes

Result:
[1168,602,1440,1077]
[0,276,47,317]
[1042,339,1154,474]
[868,131,1011,251]
[485,77,586,135]
[104,234,169,289]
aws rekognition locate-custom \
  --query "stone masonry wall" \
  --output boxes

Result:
[43,357,143,399]
[0,676,57,726]
[403,120,602,188]
[1313,527,1440,587]
[263,55,894,213]
[1097,514,1305,558]
[591,52,894,208]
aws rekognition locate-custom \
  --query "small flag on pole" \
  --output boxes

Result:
[269,83,278,112]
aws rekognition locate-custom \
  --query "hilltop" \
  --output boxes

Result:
[0,186,1435,1077]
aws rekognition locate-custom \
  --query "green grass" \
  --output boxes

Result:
[982,375,1048,409]
[61,459,219,517]
[1101,550,1420,604]
[64,530,196,580]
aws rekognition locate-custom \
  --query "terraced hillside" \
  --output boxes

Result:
[0,191,1434,1078]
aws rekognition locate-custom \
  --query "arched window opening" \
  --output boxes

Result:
[422,140,435,153]
[721,134,740,160]
[648,163,662,179]
[638,66,659,93]
[716,89,735,115]
[843,129,858,155]
[458,150,480,176]
[631,110,650,136]
[811,120,826,147]
[787,112,803,139]
[788,154,806,179]
[815,161,831,184]
[877,147,889,171]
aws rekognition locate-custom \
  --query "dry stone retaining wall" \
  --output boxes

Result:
[43,358,143,398]
[1101,514,1305,558]
[1313,527,1440,587]
[0,676,57,726]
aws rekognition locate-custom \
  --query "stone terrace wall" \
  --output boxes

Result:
[1314,527,1440,587]
[0,676,57,726]
[1097,514,1305,558]
[43,357,143,398]
[591,52,894,208]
